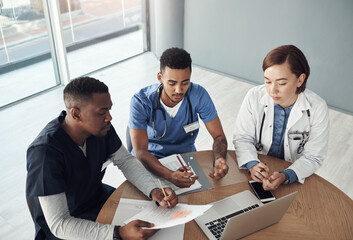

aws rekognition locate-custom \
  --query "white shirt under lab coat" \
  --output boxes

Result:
[233,85,329,183]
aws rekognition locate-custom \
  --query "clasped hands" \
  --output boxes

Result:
[249,162,286,191]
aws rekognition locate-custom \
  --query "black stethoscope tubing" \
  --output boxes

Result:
[255,107,311,154]
[255,111,266,151]
[152,84,194,139]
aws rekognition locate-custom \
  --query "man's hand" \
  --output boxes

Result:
[262,172,286,191]
[169,166,199,188]
[249,162,270,182]
[119,220,158,240]
[150,188,178,208]
[208,158,229,180]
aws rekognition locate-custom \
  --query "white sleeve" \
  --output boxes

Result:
[109,144,158,196]
[233,88,260,168]
[39,193,114,240]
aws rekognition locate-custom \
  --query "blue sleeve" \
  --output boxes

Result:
[128,94,150,130]
[195,86,218,123]
[283,169,298,184]
[243,160,259,172]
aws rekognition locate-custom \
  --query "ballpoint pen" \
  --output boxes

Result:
[157,179,171,208]
[176,155,193,181]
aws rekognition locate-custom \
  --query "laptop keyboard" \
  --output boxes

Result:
[205,204,260,240]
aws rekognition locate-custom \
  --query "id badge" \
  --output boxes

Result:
[101,160,112,171]
[183,121,200,133]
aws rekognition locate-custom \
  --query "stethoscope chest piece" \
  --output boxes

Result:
[255,143,263,151]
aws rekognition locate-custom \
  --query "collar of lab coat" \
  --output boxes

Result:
[288,92,311,129]
[259,90,310,110]
[259,90,311,129]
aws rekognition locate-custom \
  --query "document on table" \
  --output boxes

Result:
[123,200,212,229]
[112,198,185,240]
[158,154,202,195]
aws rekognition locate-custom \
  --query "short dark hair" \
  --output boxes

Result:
[160,47,192,73]
[262,45,310,94]
[63,76,108,109]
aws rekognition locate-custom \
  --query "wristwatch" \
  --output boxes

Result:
[280,171,290,185]
[113,226,121,240]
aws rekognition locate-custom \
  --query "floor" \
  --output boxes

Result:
[0,51,353,239]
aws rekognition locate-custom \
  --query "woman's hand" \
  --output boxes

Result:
[249,162,270,182]
[262,172,286,191]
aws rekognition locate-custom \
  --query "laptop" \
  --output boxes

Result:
[195,190,298,240]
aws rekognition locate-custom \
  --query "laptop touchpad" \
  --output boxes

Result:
[213,199,240,217]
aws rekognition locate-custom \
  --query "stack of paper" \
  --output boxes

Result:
[112,198,212,240]
[124,201,212,229]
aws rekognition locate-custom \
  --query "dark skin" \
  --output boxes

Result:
[150,188,178,208]
[119,220,158,240]
[207,125,228,180]
[62,93,178,239]
[131,67,229,188]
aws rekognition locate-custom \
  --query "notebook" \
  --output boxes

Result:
[157,154,212,195]
[195,190,298,240]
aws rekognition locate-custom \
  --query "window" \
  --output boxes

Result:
[0,0,148,108]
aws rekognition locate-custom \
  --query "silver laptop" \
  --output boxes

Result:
[195,190,298,240]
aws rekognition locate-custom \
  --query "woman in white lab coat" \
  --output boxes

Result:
[233,45,329,191]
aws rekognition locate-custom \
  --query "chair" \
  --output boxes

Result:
[126,126,133,152]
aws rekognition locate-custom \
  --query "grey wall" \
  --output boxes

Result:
[184,0,353,114]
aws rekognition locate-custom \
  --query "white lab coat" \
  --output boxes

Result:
[233,85,329,183]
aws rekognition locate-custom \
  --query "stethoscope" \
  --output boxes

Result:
[152,84,194,139]
[255,107,311,154]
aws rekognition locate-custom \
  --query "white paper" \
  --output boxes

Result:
[123,201,212,229]
[158,154,202,195]
[112,198,184,240]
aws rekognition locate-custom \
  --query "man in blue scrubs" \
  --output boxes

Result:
[129,48,229,188]
[26,77,178,240]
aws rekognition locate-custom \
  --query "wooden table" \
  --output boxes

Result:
[97,150,353,239]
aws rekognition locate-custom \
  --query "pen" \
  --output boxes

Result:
[176,155,193,181]
[260,163,267,172]
[176,155,188,172]
[157,179,171,208]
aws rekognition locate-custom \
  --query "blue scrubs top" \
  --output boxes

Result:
[26,111,121,240]
[129,83,218,158]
